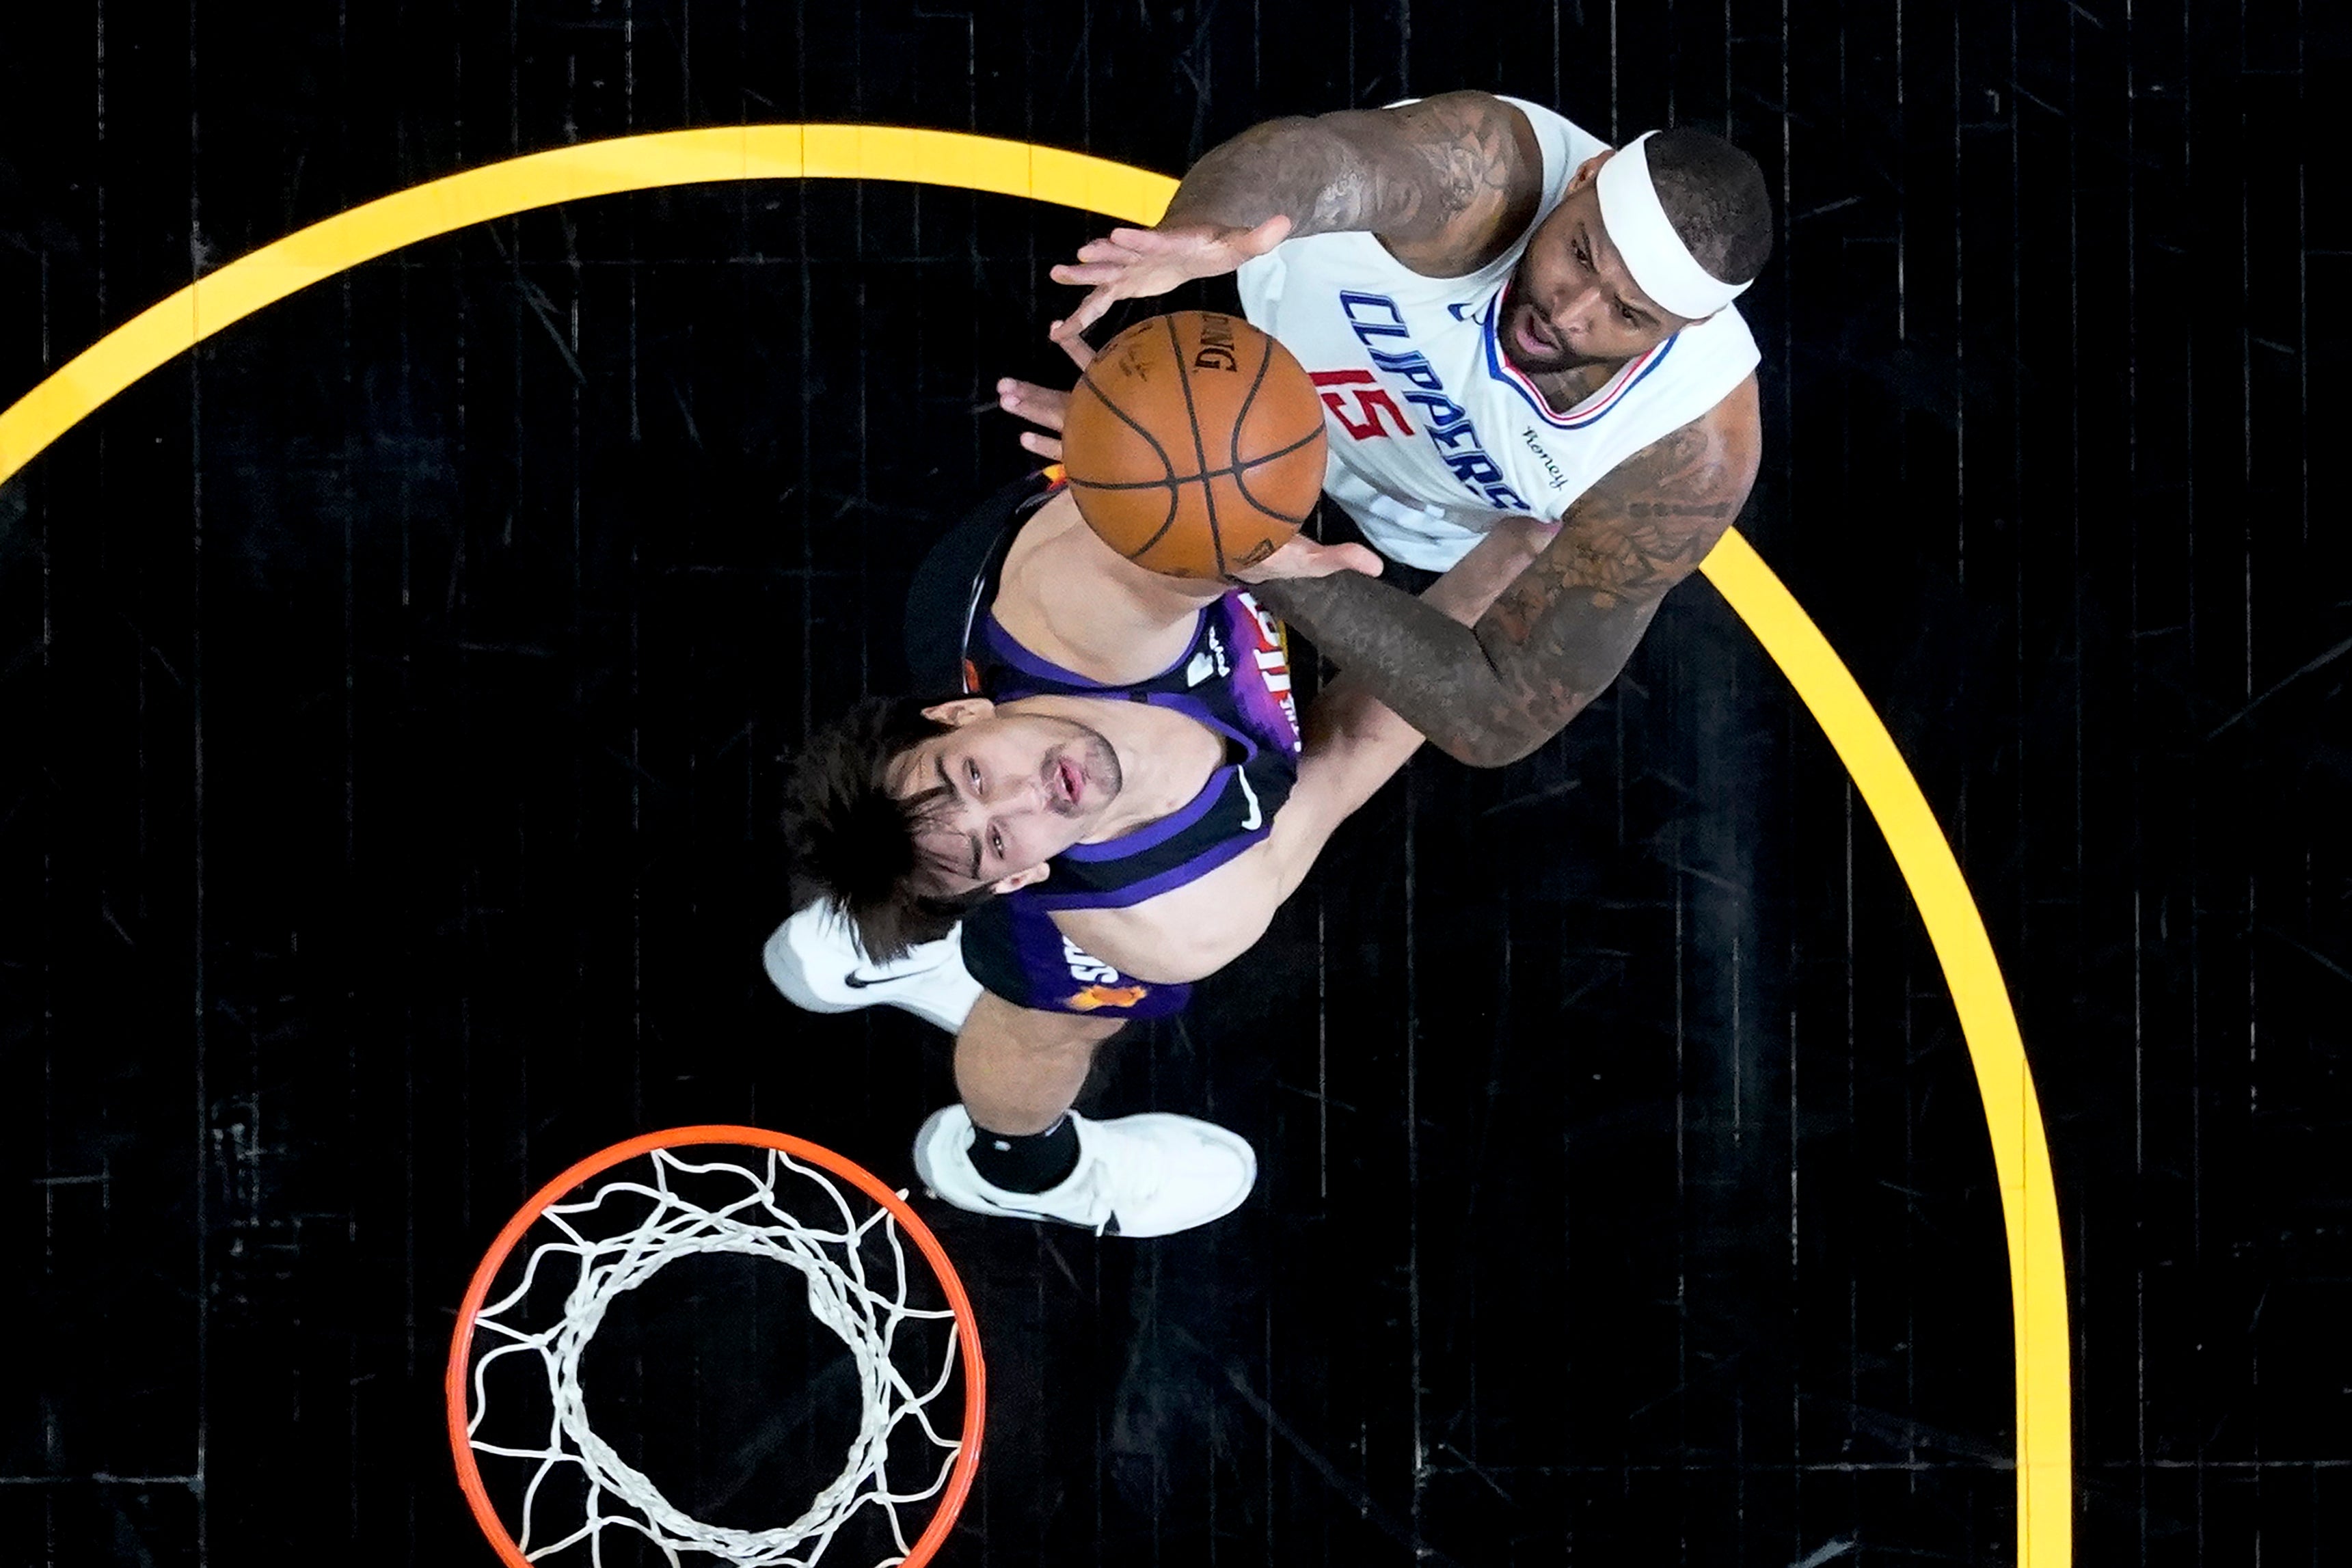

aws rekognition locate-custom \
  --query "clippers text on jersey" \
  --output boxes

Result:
[1330,291,1530,513]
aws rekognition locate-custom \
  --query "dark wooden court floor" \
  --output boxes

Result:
[1,2,2342,1564]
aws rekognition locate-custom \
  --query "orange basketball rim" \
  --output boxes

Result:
[445,1124,987,1568]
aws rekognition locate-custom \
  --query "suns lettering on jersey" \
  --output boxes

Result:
[1236,593,1301,745]
[1060,934,1120,984]
[1331,291,1530,513]
[1058,935,1150,1012]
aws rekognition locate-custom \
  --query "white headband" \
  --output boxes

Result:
[1593,131,1751,320]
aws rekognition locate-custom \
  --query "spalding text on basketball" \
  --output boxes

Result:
[1191,312,1239,372]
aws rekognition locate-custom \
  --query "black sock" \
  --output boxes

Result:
[966,1113,1081,1193]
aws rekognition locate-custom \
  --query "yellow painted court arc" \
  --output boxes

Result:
[0,123,2071,1567]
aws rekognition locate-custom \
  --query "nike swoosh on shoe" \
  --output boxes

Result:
[842,964,942,988]
[967,1202,1118,1234]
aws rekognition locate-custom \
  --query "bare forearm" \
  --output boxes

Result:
[1263,521,1534,892]
[1288,647,1446,822]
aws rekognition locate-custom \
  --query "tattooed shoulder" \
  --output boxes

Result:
[1383,92,1543,273]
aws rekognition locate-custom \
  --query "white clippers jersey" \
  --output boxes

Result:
[1236,97,1761,571]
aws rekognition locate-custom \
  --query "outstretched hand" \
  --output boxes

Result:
[1047,215,1293,344]
[1229,533,1383,586]
[995,329,1098,463]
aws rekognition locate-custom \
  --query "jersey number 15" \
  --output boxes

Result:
[1309,370,1416,442]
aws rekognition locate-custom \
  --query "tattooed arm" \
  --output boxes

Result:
[1049,92,1543,342]
[1250,378,1764,768]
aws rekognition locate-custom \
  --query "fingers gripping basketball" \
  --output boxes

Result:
[1062,311,1327,579]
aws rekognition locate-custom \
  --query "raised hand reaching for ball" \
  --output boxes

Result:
[1057,311,1323,580]
[1000,314,1379,583]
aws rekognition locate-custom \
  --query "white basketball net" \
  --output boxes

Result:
[463,1146,965,1567]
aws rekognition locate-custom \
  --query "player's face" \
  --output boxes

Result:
[894,707,1125,896]
[1500,165,1695,375]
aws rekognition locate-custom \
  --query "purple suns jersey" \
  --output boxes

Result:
[973,595,1303,911]
[957,499,1303,1020]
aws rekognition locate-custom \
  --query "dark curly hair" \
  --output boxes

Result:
[1643,126,1775,290]
[781,694,995,962]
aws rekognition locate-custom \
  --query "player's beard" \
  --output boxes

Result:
[1498,255,1621,377]
[1050,723,1123,814]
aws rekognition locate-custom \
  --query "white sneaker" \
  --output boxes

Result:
[762,900,982,1035]
[912,1105,1257,1238]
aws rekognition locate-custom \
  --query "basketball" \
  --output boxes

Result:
[1062,310,1328,579]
